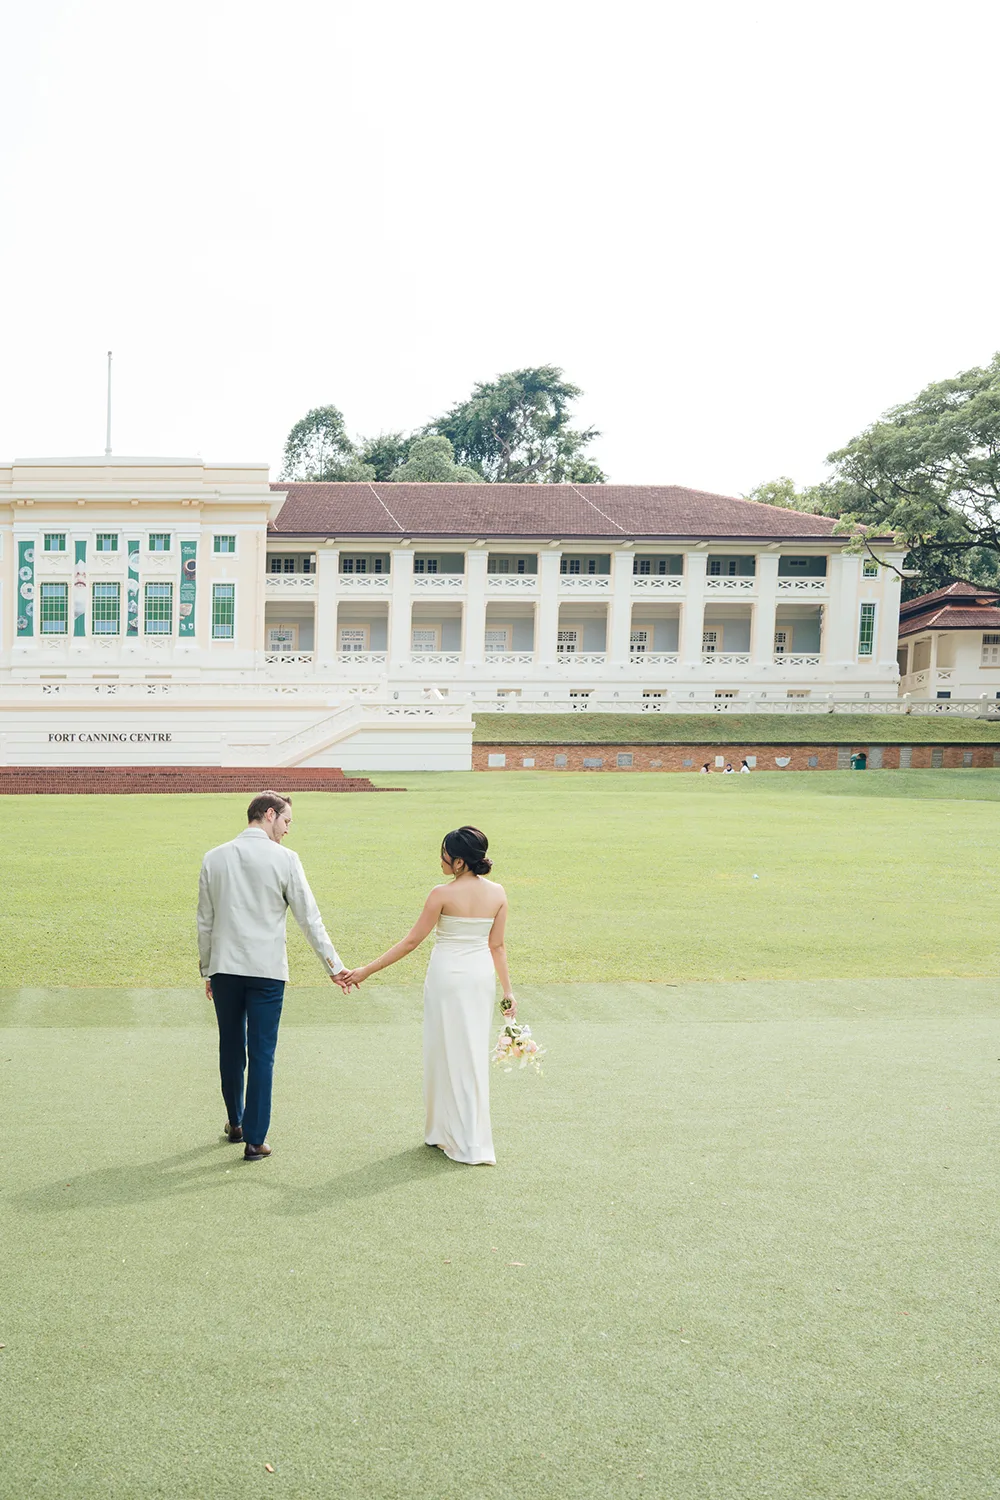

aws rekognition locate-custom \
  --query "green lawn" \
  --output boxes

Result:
[3,778,1000,1498]
[472,711,1000,743]
[4,772,1000,987]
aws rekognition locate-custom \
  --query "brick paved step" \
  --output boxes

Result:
[0,766,399,795]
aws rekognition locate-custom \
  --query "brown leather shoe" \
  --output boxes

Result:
[243,1142,272,1161]
[224,1122,244,1143]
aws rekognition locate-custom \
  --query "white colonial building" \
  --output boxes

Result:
[0,457,905,769]
[897,582,1000,701]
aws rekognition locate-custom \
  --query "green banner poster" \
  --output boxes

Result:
[179,539,197,637]
[16,540,34,636]
[73,538,87,637]
[126,538,140,635]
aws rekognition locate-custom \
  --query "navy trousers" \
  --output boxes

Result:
[211,973,285,1146]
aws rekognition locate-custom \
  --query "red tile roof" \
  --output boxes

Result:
[899,605,1000,637]
[899,580,1000,616]
[269,482,840,540]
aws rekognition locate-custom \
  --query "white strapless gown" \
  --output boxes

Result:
[423,915,497,1165]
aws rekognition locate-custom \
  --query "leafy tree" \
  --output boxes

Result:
[390,435,478,483]
[356,432,412,481]
[427,366,606,483]
[749,355,1000,596]
[279,405,375,481]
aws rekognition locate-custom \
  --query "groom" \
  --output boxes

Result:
[197,790,353,1161]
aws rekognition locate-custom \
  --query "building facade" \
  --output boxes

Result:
[0,458,905,768]
[897,582,1000,701]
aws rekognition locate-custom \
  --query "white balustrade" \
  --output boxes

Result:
[705,577,755,592]
[632,576,683,591]
[482,652,536,667]
[777,577,827,592]
[336,574,391,591]
[486,575,539,591]
[701,652,751,665]
[264,652,315,667]
[409,652,462,666]
[265,575,317,593]
[628,652,680,666]
[558,575,610,591]
[335,651,387,667]
[772,653,822,667]
[555,652,607,666]
[412,575,464,590]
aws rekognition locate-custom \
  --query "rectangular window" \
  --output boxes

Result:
[982,633,1000,666]
[144,581,173,634]
[702,629,718,654]
[91,581,120,635]
[302,555,315,574]
[412,627,439,652]
[148,534,171,552]
[496,688,521,698]
[715,690,737,699]
[213,535,236,554]
[344,557,365,574]
[413,557,438,575]
[485,629,509,654]
[563,558,582,574]
[339,627,368,652]
[630,629,649,653]
[267,626,297,652]
[617,753,634,768]
[774,630,788,654]
[44,533,66,553]
[211,583,235,639]
[557,629,578,653]
[862,559,879,577]
[96,533,118,552]
[642,690,664,699]
[858,602,876,656]
[40,582,68,633]
[787,690,811,699]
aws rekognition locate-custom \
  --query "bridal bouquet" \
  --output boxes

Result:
[493,1019,545,1074]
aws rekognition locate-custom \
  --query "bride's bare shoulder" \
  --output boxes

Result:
[483,878,507,899]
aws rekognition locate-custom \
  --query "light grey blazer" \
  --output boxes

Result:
[197,826,344,982]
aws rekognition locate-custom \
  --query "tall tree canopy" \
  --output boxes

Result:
[426,366,605,483]
[390,436,478,483]
[279,406,374,481]
[749,354,1000,597]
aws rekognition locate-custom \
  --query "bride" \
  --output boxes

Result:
[342,826,514,1165]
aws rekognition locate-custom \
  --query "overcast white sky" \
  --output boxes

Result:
[1,0,997,495]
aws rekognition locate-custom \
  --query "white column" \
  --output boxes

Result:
[679,551,707,664]
[389,546,413,669]
[751,552,779,665]
[877,564,904,670]
[315,547,339,668]
[463,548,487,667]
[608,549,633,666]
[537,549,561,665]
[824,552,857,665]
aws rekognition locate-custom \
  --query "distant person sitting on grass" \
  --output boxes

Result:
[740,759,752,773]
[700,763,711,773]
[197,791,356,1162]
[724,762,735,774]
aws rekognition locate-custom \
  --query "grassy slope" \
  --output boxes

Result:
[472,711,1000,744]
[4,771,1000,987]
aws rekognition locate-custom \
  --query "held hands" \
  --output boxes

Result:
[332,966,365,992]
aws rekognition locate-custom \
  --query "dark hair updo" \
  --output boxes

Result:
[441,826,492,876]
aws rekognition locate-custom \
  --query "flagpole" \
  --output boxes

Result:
[105,351,112,457]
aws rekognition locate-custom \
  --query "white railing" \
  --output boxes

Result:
[482,652,536,667]
[335,651,387,668]
[701,652,751,665]
[265,576,317,593]
[486,575,539,591]
[409,652,462,666]
[628,653,680,666]
[559,576,610,590]
[264,652,315,667]
[632,576,683,591]
[412,575,464,590]
[772,653,822,667]
[705,577,755,591]
[337,574,391,591]
[555,652,607,666]
[777,577,827,592]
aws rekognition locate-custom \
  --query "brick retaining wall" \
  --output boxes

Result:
[0,766,397,795]
[474,743,1000,772]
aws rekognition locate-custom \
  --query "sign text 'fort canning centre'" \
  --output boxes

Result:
[0,456,909,770]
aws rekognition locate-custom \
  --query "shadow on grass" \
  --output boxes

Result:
[10,1143,451,1216]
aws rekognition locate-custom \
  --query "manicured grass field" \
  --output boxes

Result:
[3,776,999,1498]
[472,711,1000,744]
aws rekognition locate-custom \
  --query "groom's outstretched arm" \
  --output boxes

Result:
[284,853,345,979]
